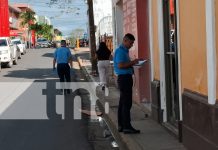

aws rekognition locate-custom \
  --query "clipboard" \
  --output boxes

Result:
[134,60,147,66]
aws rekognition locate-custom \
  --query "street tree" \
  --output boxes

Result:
[69,28,85,46]
[29,23,42,39]
[39,24,53,40]
[19,11,36,48]
[30,23,53,41]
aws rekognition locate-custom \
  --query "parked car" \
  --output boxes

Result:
[0,57,1,71]
[11,39,26,54]
[0,37,19,68]
[52,41,61,48]
[36,38,50,48]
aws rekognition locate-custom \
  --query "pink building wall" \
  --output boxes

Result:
[123,0,151,102]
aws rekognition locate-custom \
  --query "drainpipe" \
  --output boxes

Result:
[206,0,216,105]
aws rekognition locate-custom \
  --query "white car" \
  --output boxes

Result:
[36,38,50,48]
[0,37,19,68]
[11,39,26,54]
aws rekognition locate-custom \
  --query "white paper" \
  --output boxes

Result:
[134,60,147,66]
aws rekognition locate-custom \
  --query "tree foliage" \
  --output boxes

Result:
[19,11,36,28]
[38,24,53,40]
[20,11,54,40]
[30,23,42,32]
[30,23,53,40]
[69,28,85,45]
[54,29,62,36]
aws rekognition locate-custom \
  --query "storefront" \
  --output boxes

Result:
[150,0,218,149]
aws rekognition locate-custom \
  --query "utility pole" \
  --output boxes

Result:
[87,0,97,74]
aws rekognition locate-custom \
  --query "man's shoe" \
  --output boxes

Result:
[123,128,140,134]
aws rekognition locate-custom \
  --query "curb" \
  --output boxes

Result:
[74,52,144,150]
[74,53,92,82]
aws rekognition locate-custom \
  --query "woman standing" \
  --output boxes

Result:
[96,42,111,90]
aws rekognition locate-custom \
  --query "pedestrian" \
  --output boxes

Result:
[113,33,140,134]
[53,40,73,94]
[96,42,111,90]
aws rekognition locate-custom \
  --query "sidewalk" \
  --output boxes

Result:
[73,48,187,150]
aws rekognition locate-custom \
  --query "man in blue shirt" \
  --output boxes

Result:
[53,40,72,94]
[114,33,140,134]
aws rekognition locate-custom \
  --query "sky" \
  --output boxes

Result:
[9,0,88,36]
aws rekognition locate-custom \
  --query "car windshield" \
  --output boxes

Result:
[12,41,21,44]
[0,39,7,46]
[37,39,47,42]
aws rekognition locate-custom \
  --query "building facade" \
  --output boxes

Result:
[112,0,218,149]
[9,5,22,37]
[112,0,151,104]
[93,0,113,50]
[35,15,51,25]
[0,1,36,47]
[96,16,113,50]
[12,4,36,47]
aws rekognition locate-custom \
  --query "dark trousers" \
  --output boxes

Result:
[57,63,71,83]
[117,74,133,129]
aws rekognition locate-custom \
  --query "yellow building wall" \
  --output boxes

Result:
[54,35,62,41]
[179,0,208,95]
[152,0,160,80]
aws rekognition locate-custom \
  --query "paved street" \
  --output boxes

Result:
[0,48,114,150]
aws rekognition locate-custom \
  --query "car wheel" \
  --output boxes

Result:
[13,55,18,65]
[23,48,27,54]
[18,52,22,59]
[7,59,13,68]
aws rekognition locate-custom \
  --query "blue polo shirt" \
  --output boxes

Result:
[113,44,133,75]
[54,47,72,64]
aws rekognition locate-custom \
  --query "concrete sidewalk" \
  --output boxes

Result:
[73,48,186,150]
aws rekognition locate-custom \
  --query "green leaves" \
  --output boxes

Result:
[19,11,54,40]
[19,11,36,28]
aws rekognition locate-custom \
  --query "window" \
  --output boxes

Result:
[0,40,7,46]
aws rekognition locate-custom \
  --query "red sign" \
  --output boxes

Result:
[0,0,10,37]
[31,30,36,46]
[10,30,24,36]
[170,0,174,15]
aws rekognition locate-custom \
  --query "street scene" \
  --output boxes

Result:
[0,47,118,150]
[0,0,218,150]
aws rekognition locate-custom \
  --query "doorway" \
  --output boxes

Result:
[162,0,180,128]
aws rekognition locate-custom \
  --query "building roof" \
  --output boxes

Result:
[12,4,35,12]
[9,5,21,13]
